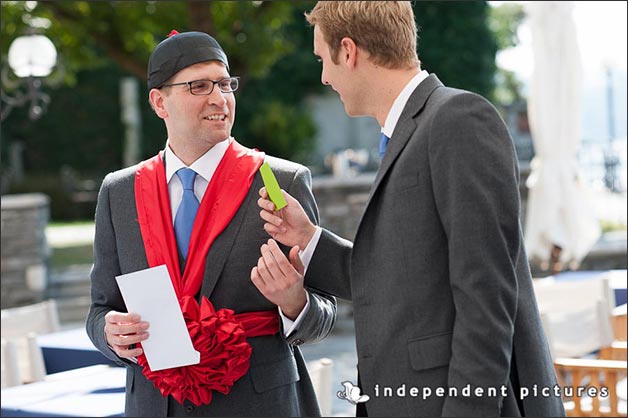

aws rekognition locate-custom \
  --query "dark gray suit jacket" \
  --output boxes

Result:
[86,155,336,417]
[307,75,565,417]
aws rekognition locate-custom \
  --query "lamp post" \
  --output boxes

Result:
[1,32,58,121]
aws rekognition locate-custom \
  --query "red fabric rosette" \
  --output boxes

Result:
[136,296,253,406]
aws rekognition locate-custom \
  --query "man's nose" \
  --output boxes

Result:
[206,86,227,105]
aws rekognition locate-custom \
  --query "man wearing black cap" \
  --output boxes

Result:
[86,31,336,417]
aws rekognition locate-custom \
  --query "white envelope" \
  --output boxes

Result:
[115,265,200,371]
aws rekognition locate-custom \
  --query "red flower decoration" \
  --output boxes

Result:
[137,296,252,406]
[168,30,179,37]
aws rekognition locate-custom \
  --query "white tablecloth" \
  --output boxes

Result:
[1,365,125,417]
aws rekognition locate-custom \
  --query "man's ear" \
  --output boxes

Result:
[340,37,358,69]
[149,88,168,119]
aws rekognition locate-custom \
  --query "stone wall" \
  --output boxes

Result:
[312,174,375,241]
[1,193,50,308]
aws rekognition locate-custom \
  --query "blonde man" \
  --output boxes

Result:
[253,2,565,417]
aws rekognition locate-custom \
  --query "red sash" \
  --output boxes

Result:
[134,140,279,406]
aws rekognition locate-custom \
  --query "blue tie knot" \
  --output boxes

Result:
[176,168,197,191]
[379,132,390,159]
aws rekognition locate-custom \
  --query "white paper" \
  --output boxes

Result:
[115,265,200,371]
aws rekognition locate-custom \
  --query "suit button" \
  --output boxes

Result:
[185,405,194,413]
[293,339,304,346]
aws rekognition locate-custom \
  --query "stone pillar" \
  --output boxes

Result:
[1,193,50,308]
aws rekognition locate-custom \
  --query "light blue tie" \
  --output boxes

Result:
[174,168,199,259]
[379,132,390,159]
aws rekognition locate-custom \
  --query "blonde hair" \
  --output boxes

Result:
[305,1,420,70]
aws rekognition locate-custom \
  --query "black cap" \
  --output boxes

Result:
[147,31,229,90]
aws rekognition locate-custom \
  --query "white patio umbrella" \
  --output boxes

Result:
[524,1,600,271]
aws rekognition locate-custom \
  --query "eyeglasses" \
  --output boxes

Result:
[160,77,240,95]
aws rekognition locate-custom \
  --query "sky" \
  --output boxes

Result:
[493,1,627,142]
[495,1,627,79]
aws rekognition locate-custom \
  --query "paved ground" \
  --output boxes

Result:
[300,317,359,416]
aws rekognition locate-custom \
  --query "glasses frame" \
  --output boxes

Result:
[160,77,240,95]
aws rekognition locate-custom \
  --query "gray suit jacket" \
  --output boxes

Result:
[307,75,565,417]
[86,155,336,417]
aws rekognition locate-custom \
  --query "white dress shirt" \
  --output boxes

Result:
[382,70,429,138]
[165,139,230,223]
[164,139,310,335]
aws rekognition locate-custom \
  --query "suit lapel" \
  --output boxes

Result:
[366,74,443,206]
[197,176,259,299]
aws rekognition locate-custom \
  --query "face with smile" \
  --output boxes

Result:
[150,61,236,154]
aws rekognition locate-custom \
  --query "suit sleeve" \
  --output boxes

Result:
[305,229,353,300]
[282,166,338,345]
[292,166,353,301]
[85,174,134,367]
[429,93,520,415]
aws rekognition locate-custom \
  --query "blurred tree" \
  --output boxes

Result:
[1,1,516,220]
[1,1,301,85]
[2,63,127,173]
[412,2,526,110]
[233,3,323,163]
[1,1,320,173]
[489,2,526,51]
[412,1,498,101]
[488,2,526,107]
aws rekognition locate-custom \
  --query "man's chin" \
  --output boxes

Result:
[204,129,231,143]
[343,105,360,118]
[337,98,359,117]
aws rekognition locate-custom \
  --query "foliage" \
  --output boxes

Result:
[488,2,526,107]
[8,173,94,220]
[1,1,300,83]
[2,63,128,174]
[50,244,94,268]
[233,3,323,162]
[493,68,525,108]
[488,2,526,51]
[600,219,628,233]
[1,1,319,168]
[413,1,497,100]
[1,1,513,219]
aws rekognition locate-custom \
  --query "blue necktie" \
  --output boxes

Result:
[379,132,390,159]
[174,168,199,259]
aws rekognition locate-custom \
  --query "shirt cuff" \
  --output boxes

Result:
[299,226,322,274]
[279,291,310,337]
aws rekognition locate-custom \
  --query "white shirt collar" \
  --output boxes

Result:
[164,137,231,183]
[382,70,429,138]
